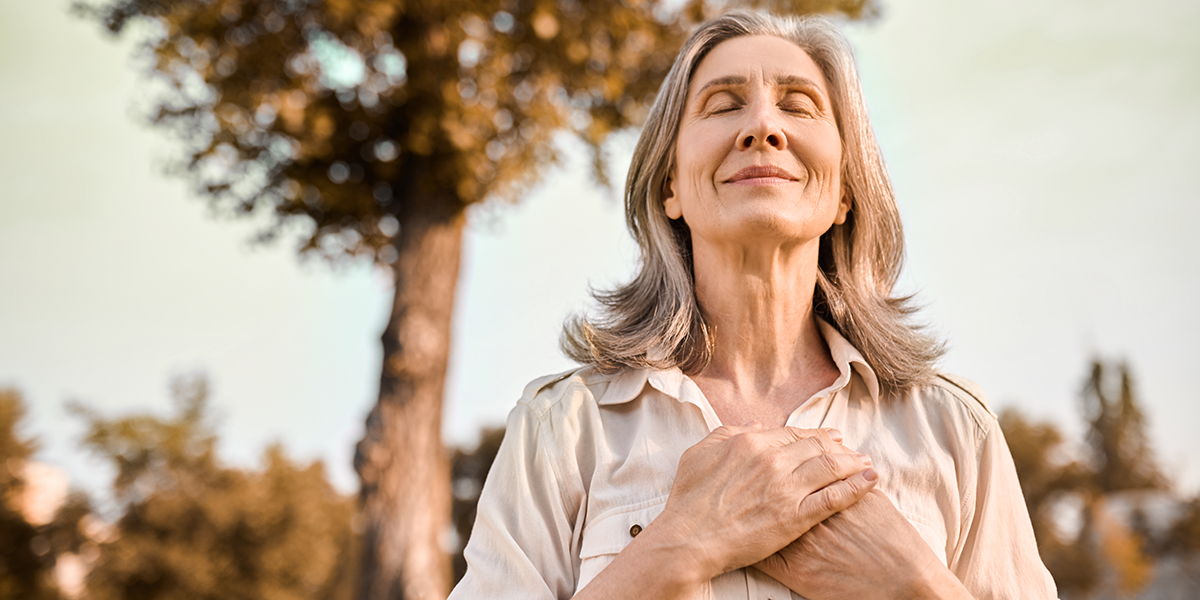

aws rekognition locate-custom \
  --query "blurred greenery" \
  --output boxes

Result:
[0,389,92,600]
[70,374,359,600]
[0,388,54,599]
[1082,360,1166,493]
[1001,359,1200,599]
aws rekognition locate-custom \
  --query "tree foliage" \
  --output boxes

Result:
[0,388,53,600]
[1081,359,1166,493]
[73,374,359,600]
[0,389,93,600]
[0,390,38,480]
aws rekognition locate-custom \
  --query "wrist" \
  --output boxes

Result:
[633,516,719,587]
[574,521,709,600]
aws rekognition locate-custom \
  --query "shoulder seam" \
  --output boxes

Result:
[933,373,996,419]
[519,368,587,417]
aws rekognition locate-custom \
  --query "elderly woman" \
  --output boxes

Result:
[449,10,1056,600]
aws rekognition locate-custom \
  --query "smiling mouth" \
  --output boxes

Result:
[724,165,799,184]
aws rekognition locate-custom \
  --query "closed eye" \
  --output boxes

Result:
[708,103,741,115]
[701,90,743,116]
[779,103,815,116]
[779,91,819,116]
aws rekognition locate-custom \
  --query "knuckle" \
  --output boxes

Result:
[817,452,839,477]
[825,483,852,509]
[754,449,781,471]
[729,431,758,453]
[787,427,812,441]
[815,486,840,514]
[841,476,864,497]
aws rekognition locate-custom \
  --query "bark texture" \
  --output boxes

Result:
[355,194,464,600]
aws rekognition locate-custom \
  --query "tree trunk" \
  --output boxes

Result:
[355,195,464,600]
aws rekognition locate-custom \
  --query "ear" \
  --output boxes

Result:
[662,171,683,220]
[834,180,853,225]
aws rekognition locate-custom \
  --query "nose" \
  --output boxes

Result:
[738,102,787,151]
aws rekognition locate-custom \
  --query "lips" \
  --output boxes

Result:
[724,165,799,183]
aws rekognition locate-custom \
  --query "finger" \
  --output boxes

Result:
[753,426,842,449]
[706,420,764,443]
[796,427,844,444]
[791,451,874,493]
[797,467,879,526]
[796,427,844,443]
[777,433,861,472]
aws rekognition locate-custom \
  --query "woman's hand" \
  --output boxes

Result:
[648,422,878,582]
[755,489,974,600]
[573,423,876,600]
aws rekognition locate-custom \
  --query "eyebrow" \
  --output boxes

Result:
[694,74,825,97]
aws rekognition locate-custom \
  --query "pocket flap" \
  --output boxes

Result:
[579,499,667,559]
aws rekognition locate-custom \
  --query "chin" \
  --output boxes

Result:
[722,213,824,246]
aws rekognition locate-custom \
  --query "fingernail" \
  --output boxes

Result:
[858,454,872,466]
[825,428,843,442]
[862,468,878,482]
[743,420,761,428]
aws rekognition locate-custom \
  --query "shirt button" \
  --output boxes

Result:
[629,524,642,537]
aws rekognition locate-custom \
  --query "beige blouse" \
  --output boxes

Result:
[450,321,1058,600]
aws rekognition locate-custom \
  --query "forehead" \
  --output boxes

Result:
[688,35,828,97]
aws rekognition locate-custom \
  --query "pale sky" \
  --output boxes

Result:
[1,0,1197,503]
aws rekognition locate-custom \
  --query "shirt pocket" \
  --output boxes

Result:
[575,498,668,593]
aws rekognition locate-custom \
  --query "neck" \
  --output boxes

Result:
[690,237,838,406]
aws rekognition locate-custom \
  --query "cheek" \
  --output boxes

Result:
[803,127,843,176]
[675,143,722,200]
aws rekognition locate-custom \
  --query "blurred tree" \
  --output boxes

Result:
[0,389,91,600]
[1002,358,1177,599]
[0,388,54,599]
[0,390,38,491]
[74,0,878,596]
[1078,360,1163,597]
[1082,360,1166,493]
[72,374,359,600]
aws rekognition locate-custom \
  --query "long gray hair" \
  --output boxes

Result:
[562,10,943,396]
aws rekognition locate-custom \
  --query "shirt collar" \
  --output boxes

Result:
[817,319,881,402]
[596,319,881,406]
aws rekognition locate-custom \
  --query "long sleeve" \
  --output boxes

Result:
[449,400,582,600]
[952,421,1059,600]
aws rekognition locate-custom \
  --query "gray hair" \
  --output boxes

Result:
[561,10,943,395]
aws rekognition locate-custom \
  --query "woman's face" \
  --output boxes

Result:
[665,35,849,251]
